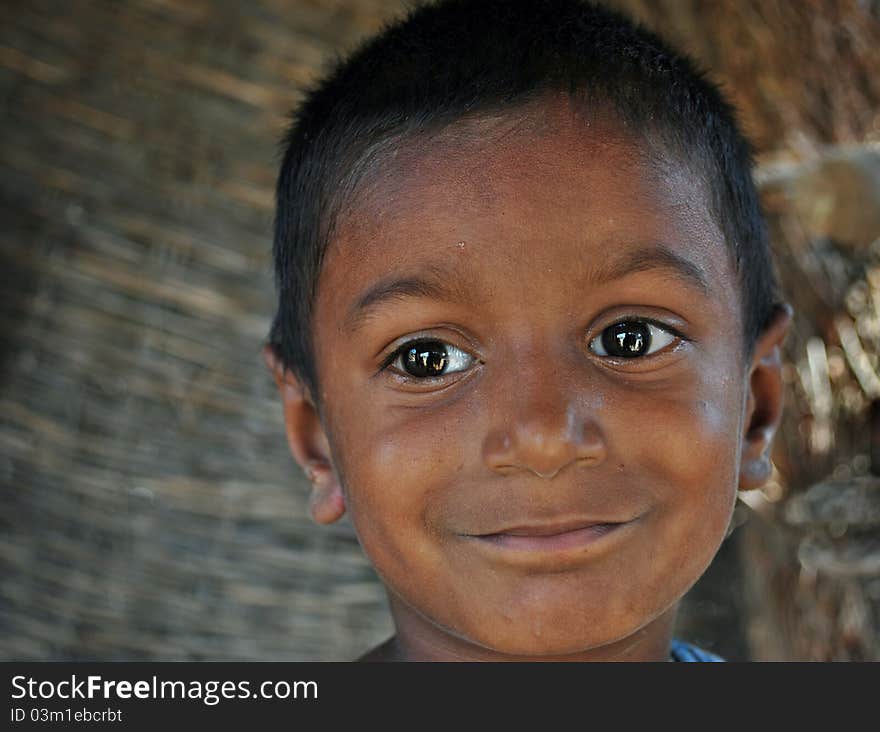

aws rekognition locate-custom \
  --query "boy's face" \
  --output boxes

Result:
[279,99,787,659]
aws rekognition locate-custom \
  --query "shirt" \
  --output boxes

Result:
[669,638,725,662]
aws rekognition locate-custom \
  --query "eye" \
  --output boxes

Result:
[382,338,476,379]
[589,319,679,359]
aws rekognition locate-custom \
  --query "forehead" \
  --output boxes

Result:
[319,96,736,327]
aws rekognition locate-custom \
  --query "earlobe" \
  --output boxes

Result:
[306,467,347,524]
[262,344,346,524]
[738,303,794,492]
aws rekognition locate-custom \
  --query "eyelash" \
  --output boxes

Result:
[379,318,687,381]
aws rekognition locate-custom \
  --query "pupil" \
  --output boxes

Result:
[403,341,448,377]
[602,322,650,358]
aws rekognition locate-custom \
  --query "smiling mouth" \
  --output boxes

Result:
[470,519,634,554]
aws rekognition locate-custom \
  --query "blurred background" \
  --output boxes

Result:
[1,0,879,661]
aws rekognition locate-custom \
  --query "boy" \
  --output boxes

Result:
[262,0,792,661]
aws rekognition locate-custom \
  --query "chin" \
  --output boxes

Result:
[468,626,632,659]
[458,603,657,659]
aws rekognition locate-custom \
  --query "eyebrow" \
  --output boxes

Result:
[342,242,711,334]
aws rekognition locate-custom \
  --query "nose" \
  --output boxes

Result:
[482,355,607,479]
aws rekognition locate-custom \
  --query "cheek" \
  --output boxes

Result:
[649,394,740,492]
[327,398,466,569]
[621,381,743,588]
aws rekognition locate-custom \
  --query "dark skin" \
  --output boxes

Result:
[264,95,792,661]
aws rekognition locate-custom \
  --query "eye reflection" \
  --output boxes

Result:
[391,339,474,378]
[590,320,676,358]
[383,320,679,381]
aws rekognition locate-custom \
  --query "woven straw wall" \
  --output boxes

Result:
[0,0,408,661]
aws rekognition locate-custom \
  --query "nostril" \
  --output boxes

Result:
[482,388,608,477]
[492,464,519,476]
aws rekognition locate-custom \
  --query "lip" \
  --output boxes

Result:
[467,517,638,558]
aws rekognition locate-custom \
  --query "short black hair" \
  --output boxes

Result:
[267,0,783,408]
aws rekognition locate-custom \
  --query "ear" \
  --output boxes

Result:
[262,344,345,524]
[738,303,794,491]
